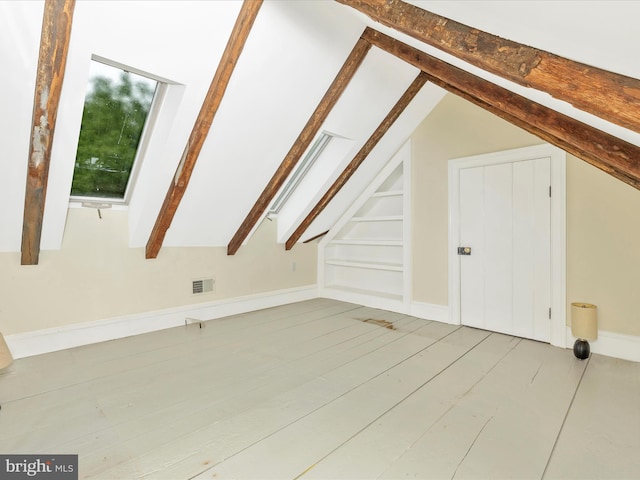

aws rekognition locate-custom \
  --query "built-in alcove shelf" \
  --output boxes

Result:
[318,142,411,310]
[349,215,403,222]
[329,239,403,246]
[371,190,403,198]
[323,285,403,302]
[324,259,403,272]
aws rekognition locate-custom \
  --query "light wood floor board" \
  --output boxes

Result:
[94,317,455,478]
[543,354,640,479]
[300,332,522,479]
[0,299,638,479]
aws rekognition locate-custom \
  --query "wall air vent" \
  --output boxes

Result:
[192,278,215,295]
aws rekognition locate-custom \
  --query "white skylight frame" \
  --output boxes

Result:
[268,132,334,215]
[70,56,168,207]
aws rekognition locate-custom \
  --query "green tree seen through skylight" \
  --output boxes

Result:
[71,64,156,199]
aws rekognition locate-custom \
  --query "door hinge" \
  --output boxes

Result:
[549,185,552,197]
[549,308,552,319]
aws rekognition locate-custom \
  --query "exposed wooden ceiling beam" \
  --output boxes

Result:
[303,230,329,244]
[364,28,640,190]
[227,34,372,256]
[145,0,263,259]
[285,72,428,250]
[21,0,75,266]
[337,0,640,134]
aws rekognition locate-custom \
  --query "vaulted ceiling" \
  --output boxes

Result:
[2,0,639,264]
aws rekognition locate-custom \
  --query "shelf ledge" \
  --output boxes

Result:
[323,285,403,301]
[371,190,403,198]
[329,239,403,246]
[350,215,403,222]
[325,259,403,271]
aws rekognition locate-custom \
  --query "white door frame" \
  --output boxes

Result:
[448,144,567,348]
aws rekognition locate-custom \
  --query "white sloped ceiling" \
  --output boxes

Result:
[0,1,638,254]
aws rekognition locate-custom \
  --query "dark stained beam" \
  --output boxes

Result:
[146,0,263,259]
[227,35,372,255]
[364,28,640,190]
[286,72,429,250]
[337,0,640,134]
[21,0,75,265]
[303,230,329,243]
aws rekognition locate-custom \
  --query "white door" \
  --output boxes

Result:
[458,157,551,342]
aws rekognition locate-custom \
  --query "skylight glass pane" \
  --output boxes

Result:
[71,61,157,200]
[269,132,333,215]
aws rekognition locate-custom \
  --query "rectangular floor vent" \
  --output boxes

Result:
[192,278,215,295]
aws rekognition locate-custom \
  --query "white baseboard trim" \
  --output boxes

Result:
[318,289,452,326]
[6,285,318,359]
[409,301,452,324]
[18,286,637,363]
[319,288,406,314]
[566,326,640,363]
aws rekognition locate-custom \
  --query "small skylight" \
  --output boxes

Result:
[70,60,159,203]
[269,132,333,215]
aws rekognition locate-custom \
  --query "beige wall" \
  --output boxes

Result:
[0,208,316,335]
[411,94,540,307]
[411,93,640,337]
[567,156,640,336]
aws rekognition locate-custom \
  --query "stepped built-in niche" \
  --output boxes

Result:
[319,143,410,309]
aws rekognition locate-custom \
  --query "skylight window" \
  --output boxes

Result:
[269,132,333,215]
[70,60,158,202]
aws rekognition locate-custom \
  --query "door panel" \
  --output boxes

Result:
[483,163,513,335]
[459,166,485,329]
[459,157,551,342]
[512,160,535,339]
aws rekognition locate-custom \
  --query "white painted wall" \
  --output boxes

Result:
[0,1,44,252]
[410,1,639,79]
[3,1,637,256]
[399,1,640,146]
[273,48,421,244]
[2,1,429,253]
[307,83,447,241]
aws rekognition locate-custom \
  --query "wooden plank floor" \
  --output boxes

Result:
[0,299,638,479]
